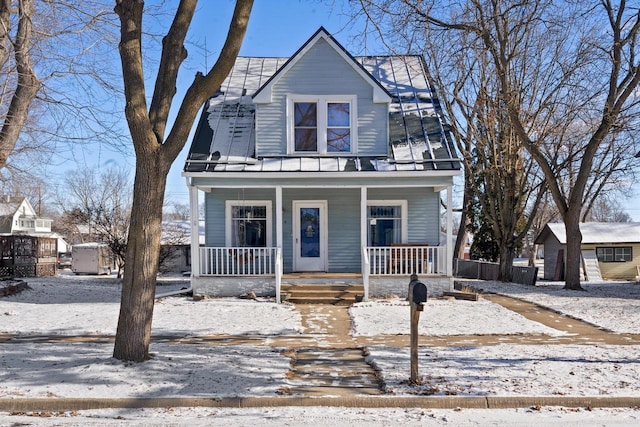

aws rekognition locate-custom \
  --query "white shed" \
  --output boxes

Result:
[72,243,114,275]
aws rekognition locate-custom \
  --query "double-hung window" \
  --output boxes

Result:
[289,95,356,154]
[367,201,408,246]
[225,201,272,247]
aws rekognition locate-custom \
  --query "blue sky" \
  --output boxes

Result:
[44,1,372,211]
[55,0,640,221]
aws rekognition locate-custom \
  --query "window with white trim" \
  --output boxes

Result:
[596,246,632,262]
[288,95,356,154]
[225,201,272,247]
[367,200,408,246]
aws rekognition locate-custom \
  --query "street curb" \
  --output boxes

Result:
[1,396,639,412]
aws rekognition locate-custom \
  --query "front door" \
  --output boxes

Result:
[293,201,327,272]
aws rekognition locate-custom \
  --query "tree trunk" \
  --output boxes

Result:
[113,151,168,361]
[453,188,472,260]
[562,211,583,290]
[112,0,253,362]
[498,242,514,282]
[0,0,40,169]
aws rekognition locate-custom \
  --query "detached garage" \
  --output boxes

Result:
[535,222,640,281]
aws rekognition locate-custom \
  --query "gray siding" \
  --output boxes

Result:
[369,187,441,244]
[204,186,441,273]
[256,38,388,156]
[204,189,276,247]
[541,235,564,280]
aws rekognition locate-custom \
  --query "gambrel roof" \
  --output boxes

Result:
[184,28,461,174]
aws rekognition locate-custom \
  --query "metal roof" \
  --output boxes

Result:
[536,222,640,245]
[185,45,461,174]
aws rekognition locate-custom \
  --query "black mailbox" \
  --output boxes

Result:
[412,281,427,303]
[408,274,428,304]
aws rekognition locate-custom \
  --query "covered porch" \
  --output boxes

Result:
[186,180,454,301]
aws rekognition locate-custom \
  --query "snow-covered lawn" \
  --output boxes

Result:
[369,344,640,396]
[0,273,302,336]
[2,273,640,425]
[476,280,640,334]
[0,342,288,399]
[350,299,566,336]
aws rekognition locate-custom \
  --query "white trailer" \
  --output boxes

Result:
[72,243,114,275]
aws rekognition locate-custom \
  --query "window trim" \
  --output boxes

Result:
[287,94,357,155]
[366,200,408,245]
[225,200,273,247]
[596,246,632,263]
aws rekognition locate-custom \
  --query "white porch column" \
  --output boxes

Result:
[188,183,200,278]
[275,186,283,250]
[361,186,369,301]
[446,185,453,277]
[275,186,283,303]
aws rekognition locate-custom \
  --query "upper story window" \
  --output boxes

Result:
[288,95,357,155]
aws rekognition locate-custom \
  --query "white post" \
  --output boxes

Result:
[188,182,200,279]
[446,185,453,277]
[361,186,369,301]
[275,186,283,303]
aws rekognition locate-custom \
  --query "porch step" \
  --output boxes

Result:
[281,284,364,305]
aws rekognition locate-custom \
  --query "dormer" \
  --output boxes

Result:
[252,27,392,158]
[253,27,391,104]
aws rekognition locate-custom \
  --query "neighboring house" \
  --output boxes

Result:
[159,220,204,274]
[0,195,68,254]
[0,195,64,277]
[535,222,640,281]
[183,28,462,299]
[0,196,52,234]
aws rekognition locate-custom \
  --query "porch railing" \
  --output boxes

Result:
[199,247,279,276]
[365,245,446,276]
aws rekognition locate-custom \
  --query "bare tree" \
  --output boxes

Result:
[113,0,253,362]
[56,167,131,277]
[0,0,130,209]
[0,0,39,170]
[352,0,547,281]
[163,202,190,221]
[353,0,640,290]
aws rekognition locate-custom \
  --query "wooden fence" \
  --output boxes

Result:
[454,259,538,286]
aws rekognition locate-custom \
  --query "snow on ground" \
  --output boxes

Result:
[1,342,288,399]
[369,344,640,396]
[0,272,302,336]
[2,273,640,425]
[350,299,566,336]
[475,280,640,334]
[3,406,640,426]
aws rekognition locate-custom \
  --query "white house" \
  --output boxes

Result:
[182,28,462,300]
[0,195,68,253]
